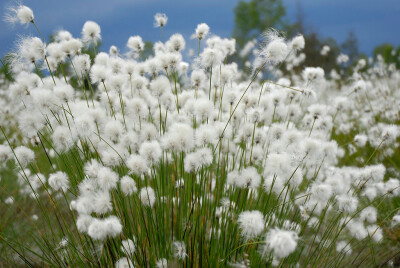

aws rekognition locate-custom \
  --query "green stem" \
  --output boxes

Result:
[309,117,316,137]
[32,22,47,43]
[173,72,180,113]
[44,56,56,85]
[198,39,201,56]
[365,139,384,165]
[102,81,116,119]
[208,67,213,100]
[213,60,267,153]
[33,61,44,84]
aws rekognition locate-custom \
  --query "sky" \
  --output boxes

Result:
[0,0,399,58]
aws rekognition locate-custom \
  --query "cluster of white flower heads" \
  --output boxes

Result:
[1,5,400,267]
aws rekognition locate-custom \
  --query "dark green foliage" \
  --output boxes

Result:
[341,31,359,65]
[232,0,287,48]
[374,43,400,68]
[0,54,15,82]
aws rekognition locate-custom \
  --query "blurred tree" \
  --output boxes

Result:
[373,43,400,68]
[341,30,359,64]
[288,1,342,74]
[232,0,287,48]
[301,33,341,74]
[0,55,14,82]
[141,41,154,60]
[373,43,394,61]
[286,0,305,36]
[231,0,345,76]
[231,0,289,74]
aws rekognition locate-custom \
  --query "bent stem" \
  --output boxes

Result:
[249,121,257,165]
[257,80,266,105]
[198,39,201,56]
[309,117,317,137]
[32,22,47,43]
[365,139,384,165]
[44,56,56,85]
[222,241,265,264]
[91,40,97,57]
[59,63,68,84]
[209,66,213,100]
[33,61,44,84]
[266,80,303,93]
[173,72,180,113]
[213,60,267,153]
[84,71,95,107]
[102,81,116,119]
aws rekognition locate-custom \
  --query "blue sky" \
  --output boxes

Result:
[1,0,399,58]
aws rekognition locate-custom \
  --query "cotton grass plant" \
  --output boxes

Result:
[0,3,400,267]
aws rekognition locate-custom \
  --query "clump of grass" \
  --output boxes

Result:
[0,4,400,267]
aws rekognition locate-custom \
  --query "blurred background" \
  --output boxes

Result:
[1,0,399,71]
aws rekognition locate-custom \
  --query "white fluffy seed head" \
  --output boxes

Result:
[90,65,109,83]
[72,54,91,75]
[53,84,74,101]
[126,155,149,176]
[76,214,94,233]
[87,218,107,240]
[303,67,325,82]
[19,37,46,63]
[52,125,74,152]
[120,176,137,195]
[82,21,101,44]
[150,76,169,98]
[162,123,194,152]
[238,210,265,241]
[14,146,35,168]
[139,141,162,164]
[258,29,288,66]
[201,48,223,67]
[240,167,261,189]
[360,206,377,223]
[166,34,185,52]
[93,191,113,215]
[154,13,168,27]
[184,152,200,173]
[104,216,123,237]
[336,241,352,255]
[115,257,133,268]
[367,225,383,242]
[54,30,73,42]
[193,23,210,40]
[17,5,34,23]
[156,258,168,268]
[196,148,213,167]
[61,39,83,57]
[127,36,144,53]
[87,216,122,240]
[195,124,218,146]
[121,238,136,255]
[346,219,367,240]
[263,228,298,260]
[140,187,156,207]
[97,167,119,190]
[48,171,70,192]
[173,241,187,260]
[354,134,368,147]
[0,145,12,162]
[6,5,34,25]
[289,35,305,51]
[191,69,207,88]
[84,159,101,178]
[336,195,358,213]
